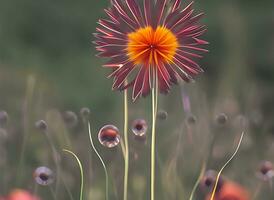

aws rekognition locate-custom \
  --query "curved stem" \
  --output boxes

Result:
[87,122,109,200]
[209,132,245,200]
[63,149,84,200]
[123,88,129,200]
[151,69,158,200]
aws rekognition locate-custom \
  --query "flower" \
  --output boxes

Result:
[205,181,250,200]
[95,0,208,100]
[7,189,40,200]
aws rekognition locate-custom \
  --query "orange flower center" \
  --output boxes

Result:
[127,26,178,65]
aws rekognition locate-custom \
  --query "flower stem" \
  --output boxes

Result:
[63,149,84,200]
[87,122,109,200]
[151,70,158,200]
[123,88,129,200]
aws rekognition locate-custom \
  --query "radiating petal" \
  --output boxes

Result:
[132,66,147,100]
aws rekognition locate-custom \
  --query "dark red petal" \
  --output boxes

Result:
[171,0,181,12]
[180,45,209,53]
[173,57,198,76]
[164,1,194,28]
[170,62,193,82]
[177,49,203,58]
[169,9,194,31]
[125,0,144,27]
[103,56,128,68]
[157,63,171,93]
[104,8,120,24]
[113,64,136,89]
[175,53,203,73]
[132,66,147,101]
[98,19,126,35]
[144,0,152,26]
[175,13,205,35]
[155,0,167,26]
[112,0,139,30]
[164,63,178,84]
[141,66,151,97]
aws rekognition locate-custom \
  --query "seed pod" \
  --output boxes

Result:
[131,119,148,137]
[98,125,120,148]
[80,107,90,118]
[215,113,228,125]
[185,114,197,126]
[63,111,78,127]
[257,161,273,181]
[157,110,168,120]
[33,166,54,186]
[35,120,48,132]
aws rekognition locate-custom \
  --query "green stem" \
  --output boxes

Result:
[87,122,109,200]
[63,149,84,200]
[123,88,129,200]
[151,70,158,200]
[209,132,245,200]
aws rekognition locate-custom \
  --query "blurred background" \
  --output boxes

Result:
[0,0,274,199]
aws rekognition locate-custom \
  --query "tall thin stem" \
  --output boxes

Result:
[151,69,158,200]
[87,122,109,200]
[123,88,129,200]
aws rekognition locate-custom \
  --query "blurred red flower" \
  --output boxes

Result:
[206,181,250,200]
[7,190,40,200]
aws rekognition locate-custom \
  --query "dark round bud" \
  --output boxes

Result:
[35,120,48,131]
[63,111,78,127]
[33,166,54,186]
[258,161,273,181]
[201,170,224,192]
[215,113,228,125]
[157,110,168,120]
[80,107,90,118]
[186,114,197,125]
[131,119,148,137]
[0,111,8,126]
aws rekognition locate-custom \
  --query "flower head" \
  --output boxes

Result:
[95,0,208,100]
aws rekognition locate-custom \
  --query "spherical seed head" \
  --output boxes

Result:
[131,119,148,137]
[0,111,8,126]
[63,111,78,127]
[201,170,224,192]
[215,113,228,125]
[157,110,168,120]
[33,166,54,186]
[35,120,48,132]
[186,114,197,125]
[80,107,91,118]
[98,125,120,148]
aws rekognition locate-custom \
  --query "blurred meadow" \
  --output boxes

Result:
[0,0,274,199]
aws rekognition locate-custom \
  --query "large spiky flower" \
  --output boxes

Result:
[95,0,208,100]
